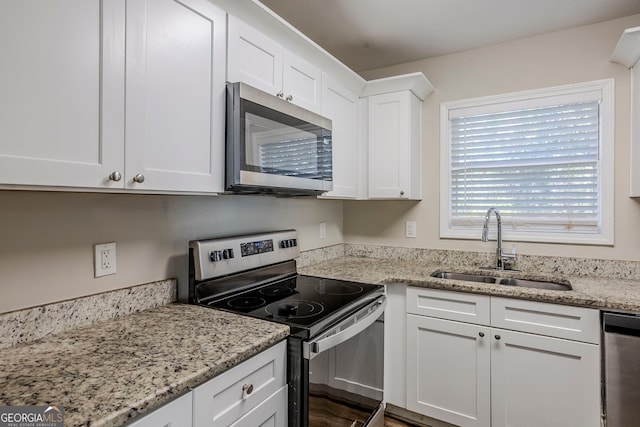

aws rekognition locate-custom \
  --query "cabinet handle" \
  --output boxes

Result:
[286,94,293,101]
[108,171,122,182]
[478,332,485,337]
[495,335,501,340]
[276,91,284,98]
[132,173,145,184]
[242,383,254,397]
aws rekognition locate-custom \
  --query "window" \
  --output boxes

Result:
[440,80,614,245]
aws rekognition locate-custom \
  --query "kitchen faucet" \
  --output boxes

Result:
[481,207,516,270]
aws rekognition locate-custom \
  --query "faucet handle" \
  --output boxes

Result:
[501,245,517,270]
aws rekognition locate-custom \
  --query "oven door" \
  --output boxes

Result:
[303,296,386,427]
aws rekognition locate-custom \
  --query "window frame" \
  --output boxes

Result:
[439,79,615,245]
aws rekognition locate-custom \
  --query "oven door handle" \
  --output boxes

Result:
[305,297,386,359]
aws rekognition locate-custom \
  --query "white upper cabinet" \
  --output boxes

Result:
[0,0,125,188]
[0,0,225,193]
[227,15,322,114]
[125,0,226,192]
[320,74,361,199]
[367,91,421,199]
[611,26,640,197]
[363,73,433,200]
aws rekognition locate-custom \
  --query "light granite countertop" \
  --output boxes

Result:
[298,257,640,313]
[0,303,289,427]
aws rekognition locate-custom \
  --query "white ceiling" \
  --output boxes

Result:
[258,0,640,72]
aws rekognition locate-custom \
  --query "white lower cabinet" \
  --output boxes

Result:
[407,315,490,426]
[491,329,600,427]
[406,287,600,427]
[127,392,193,427]
[193,340,287,427]
[228,385,287,427]
[128,341,287,427]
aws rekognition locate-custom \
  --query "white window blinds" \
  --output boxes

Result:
[450,100,600,232]
[440,80,614,245]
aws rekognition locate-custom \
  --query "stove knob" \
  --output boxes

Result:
[290,238,297,247]
[280,240,289,249]
[209,250,222,262]
[222,248,234,259]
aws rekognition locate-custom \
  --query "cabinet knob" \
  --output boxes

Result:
[276,91,284,98]
[133,173,145,184]
[400,190,405,196]
[495,335,501,340]
[242,383,254,397]
[479,332,485,337]
[108,171,122,182]
[286,94,293,102]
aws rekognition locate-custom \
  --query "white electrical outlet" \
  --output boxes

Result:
[405,221,417,238]
[319,222,327,239]
[94,242,117,277]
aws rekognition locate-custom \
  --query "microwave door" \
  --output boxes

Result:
[226,81,333,194]
[245,113,320,175]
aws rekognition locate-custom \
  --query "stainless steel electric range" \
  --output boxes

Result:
[188,230,385,427]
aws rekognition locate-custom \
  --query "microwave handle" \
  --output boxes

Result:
[305,297,386,359]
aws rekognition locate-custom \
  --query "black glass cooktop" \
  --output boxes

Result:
[205,275,381,334]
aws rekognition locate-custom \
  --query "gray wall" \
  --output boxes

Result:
[0,190,343,313]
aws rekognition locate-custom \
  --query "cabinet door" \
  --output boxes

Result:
[227,15,283,96]
[320,75,360,198]
[0,0,125,189]
[282,51,322,114]
[368,91,421,199]
[406,315,490,427]
[127,392,192,427]
[491,329,600,427]
[125,0,225,192]
[229,386,287,427]
[631,65,640,197]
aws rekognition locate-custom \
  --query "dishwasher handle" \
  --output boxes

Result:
[604,312,640,337]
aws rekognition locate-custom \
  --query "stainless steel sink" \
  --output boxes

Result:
[431,271,499,284]
[430,271,572,291]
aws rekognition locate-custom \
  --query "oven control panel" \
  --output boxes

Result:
[190,230,300,281]
[241,238,274,257]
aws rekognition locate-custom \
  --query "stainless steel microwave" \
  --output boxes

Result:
[225,82,333,196]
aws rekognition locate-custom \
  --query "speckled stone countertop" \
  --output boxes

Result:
[298,257,640,313]
[0,304,289,427]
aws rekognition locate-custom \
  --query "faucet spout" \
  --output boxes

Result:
[482,207,501,244]
[481,207,514,270]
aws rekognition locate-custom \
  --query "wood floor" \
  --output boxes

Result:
[308,394,420,426]
[383,415,421,426]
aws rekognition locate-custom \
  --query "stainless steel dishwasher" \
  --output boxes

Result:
[603,312,640,427]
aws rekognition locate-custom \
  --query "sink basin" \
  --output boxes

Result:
[430,271,572,291]
[431,271,499,284]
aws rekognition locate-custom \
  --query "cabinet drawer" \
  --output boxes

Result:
[491,297,599,343]
[193,340,286,427]
[229,386,287,427]
[126,392,192,427]
[407,287,490,325]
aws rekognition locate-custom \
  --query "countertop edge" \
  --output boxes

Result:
[298,257,640,314]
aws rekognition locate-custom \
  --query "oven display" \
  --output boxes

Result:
[240,239,274,257]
